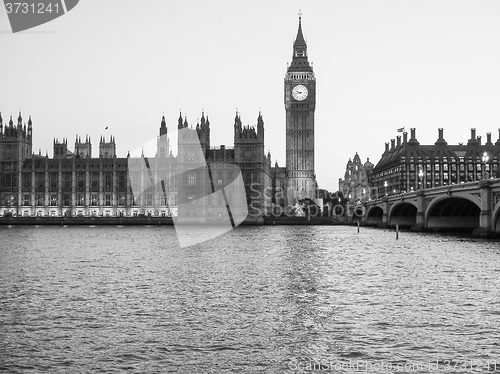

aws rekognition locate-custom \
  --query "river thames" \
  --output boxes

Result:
[1,226,499,373]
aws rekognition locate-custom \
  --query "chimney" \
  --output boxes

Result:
[410,128,416,140]
[486,132,492,145]
[403,132,408,143]
[397,136,401,147]
[477,136,481,145]
[390,139,395,149]
[435,128,448,146]
[385,142,389,152]
[471,128,476,140]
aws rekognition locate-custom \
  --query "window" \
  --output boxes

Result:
[188,172,196,186]
[50,193,58,206]
[118,193,126,205]
[105,172,113,191]
[49,173,58,191]
[91,172,99,192]
[76,193,85,206]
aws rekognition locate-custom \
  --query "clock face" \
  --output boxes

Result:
[292,85,308,101]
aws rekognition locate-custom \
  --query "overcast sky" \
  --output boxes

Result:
[1,0,500,191]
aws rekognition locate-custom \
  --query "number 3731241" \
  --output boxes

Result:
[5,2,61,14]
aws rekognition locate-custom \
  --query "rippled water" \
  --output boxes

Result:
[1,226,499,373]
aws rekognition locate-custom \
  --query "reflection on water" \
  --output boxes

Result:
[1,226,499,373]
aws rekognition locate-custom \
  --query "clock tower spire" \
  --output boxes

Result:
[284,13,317,205]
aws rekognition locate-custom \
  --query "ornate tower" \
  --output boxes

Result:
[53,138,69,158]
[234,111,266,216]
[99,135,116,158]
[284,14,316,204]
[75,135,92,158]
[196,111,210,156]
[0,112,33,215]
[156,115,170,158]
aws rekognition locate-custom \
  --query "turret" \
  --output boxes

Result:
[257,111,264,140]
[160,115,167,136]
[178,111,183,129]
[75,134,92,158]
[156,114,170,158]
[53,137,69,158]
[200,111,206,126]
[0,111,32,161]
[196,110,210,153]
[99,135,116,158]
[27,115,32,138]
[233,110,242,143]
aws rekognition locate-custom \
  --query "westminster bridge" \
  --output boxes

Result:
[356,179,500,237]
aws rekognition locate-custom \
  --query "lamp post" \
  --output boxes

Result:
[418,168,424,190]
[482,152,490,179]
[384,181,388,196]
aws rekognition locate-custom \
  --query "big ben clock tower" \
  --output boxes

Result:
[285,13,316,204]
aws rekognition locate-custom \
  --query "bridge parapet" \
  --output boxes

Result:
[362,179,500,236]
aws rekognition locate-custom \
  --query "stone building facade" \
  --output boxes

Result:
[0,111,272,219]
[370,128,500,197]
[338,152,374,204]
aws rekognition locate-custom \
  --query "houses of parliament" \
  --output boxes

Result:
[0,16,318,218]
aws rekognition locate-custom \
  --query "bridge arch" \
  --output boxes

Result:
[389,201,417,227]
[366,205,384,225]
[426,196,481,230]
[493,203,500,234]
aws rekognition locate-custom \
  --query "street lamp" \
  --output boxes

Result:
[482,151,490,179]
[384,181,388,196]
